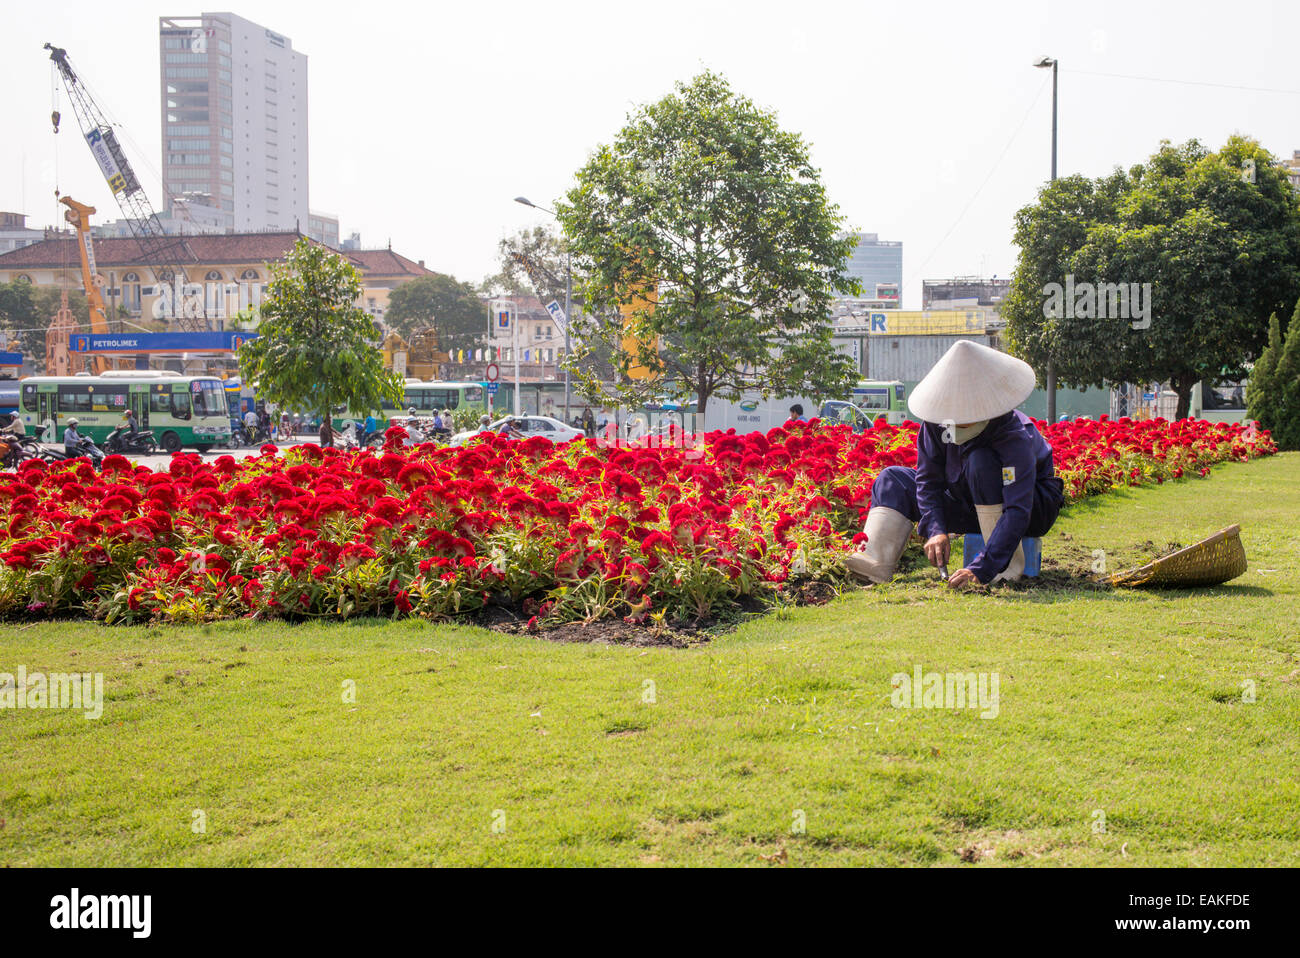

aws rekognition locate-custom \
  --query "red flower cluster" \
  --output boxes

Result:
[1040,416,1274,499]
[0,416,1273,625]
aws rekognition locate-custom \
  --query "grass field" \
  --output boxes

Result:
[2,453,1298,866]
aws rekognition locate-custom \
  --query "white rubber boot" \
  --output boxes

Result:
[973,504,1024,582]
[844,506,914,584]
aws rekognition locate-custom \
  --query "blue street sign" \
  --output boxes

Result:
[487,382,499,394]
[68,331,258,353]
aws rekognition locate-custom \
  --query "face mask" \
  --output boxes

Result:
[944,420,989,445]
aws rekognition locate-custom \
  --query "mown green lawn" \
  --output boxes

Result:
[2,453,1298,867]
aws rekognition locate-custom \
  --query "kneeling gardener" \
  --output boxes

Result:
[845,340,1065,587]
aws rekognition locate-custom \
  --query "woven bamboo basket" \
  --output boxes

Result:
[1107,524,1247,588]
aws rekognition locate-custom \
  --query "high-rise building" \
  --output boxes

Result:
[840,232,903,301]
[159,12,308,233]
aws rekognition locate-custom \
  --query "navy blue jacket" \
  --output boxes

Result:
[915,410,1058,582]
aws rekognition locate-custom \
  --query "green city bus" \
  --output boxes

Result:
[850,380,908,425]
[19,371,231,453]
[332,380,490,431]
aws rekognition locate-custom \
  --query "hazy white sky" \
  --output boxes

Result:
[3,0,1298,307]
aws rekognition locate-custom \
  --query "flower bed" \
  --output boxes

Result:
[0,417,1275,626]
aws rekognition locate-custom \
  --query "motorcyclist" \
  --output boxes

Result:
[63,417,103,466]
[125,408,141,437]
[243,407,259,439]
[0,412,24,468]
[405,409,426,446]
[360,413,378,446]
[1,411,25,439]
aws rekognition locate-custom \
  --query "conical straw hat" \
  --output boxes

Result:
[906,339,1036,424]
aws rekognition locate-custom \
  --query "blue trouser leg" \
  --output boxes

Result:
[871,464,984,535]
[874,457,1061,538]
[870,465,922,521]
[963,447,1003,506]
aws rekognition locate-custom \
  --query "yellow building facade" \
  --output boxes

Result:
[0,231,436,330]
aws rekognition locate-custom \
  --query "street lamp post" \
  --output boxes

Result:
[1034,55,1059,423]
[513,196,572,425]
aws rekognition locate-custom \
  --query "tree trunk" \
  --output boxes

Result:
[696,363,710,433]
[1173,372,1197,421]
[319,408,334,448]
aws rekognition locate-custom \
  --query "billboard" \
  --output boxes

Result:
[85,128,128,195]
[69,331,258,354]
[875,283,900,302]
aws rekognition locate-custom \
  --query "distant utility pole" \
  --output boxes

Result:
[1034,55,1059,422]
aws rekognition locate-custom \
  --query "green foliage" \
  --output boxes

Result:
[556,70,860,415]
[448,405,484,432]
[1003,136,1300,419]
[1247,311,1283,434]
[384,274,486,357]
[1248,300,1300,449]
[0,282,91,366]
[235,239,403,428]
[481,226,568,303]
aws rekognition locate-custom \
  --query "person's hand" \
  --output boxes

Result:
[923,534,950,569]
[947,568,978,588]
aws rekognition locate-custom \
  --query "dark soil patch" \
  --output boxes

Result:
[472,587,809,647]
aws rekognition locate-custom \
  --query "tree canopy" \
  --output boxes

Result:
[384,274,487,359]
[0,281,91,367]
[1002,136,1300,419]
[236,239,403,441]
[480,226,569,305]
[556,70,860,415]
[1247,299,1300,449]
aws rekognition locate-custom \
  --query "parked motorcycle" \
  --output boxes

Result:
[103,425,158,455]
[336,421,384,450]
[0,435,30,469]
[12,436,66,465]
[43,437,106,468]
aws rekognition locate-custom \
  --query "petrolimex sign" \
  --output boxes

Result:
[69,332,258,354]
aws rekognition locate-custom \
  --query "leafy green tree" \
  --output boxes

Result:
[480,226,568,304]
[1247,311,1283,433]
[0,282,91,367]
[236,239,403,446]
[384,274,486,359]
[1248,299,1300,448]
[556,70,861,416]
[1003,136,1300,419]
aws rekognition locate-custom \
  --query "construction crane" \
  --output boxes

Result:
[44,42,207,333]
[56,196,113,374]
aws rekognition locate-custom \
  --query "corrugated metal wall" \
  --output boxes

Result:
[866,334,991,382]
